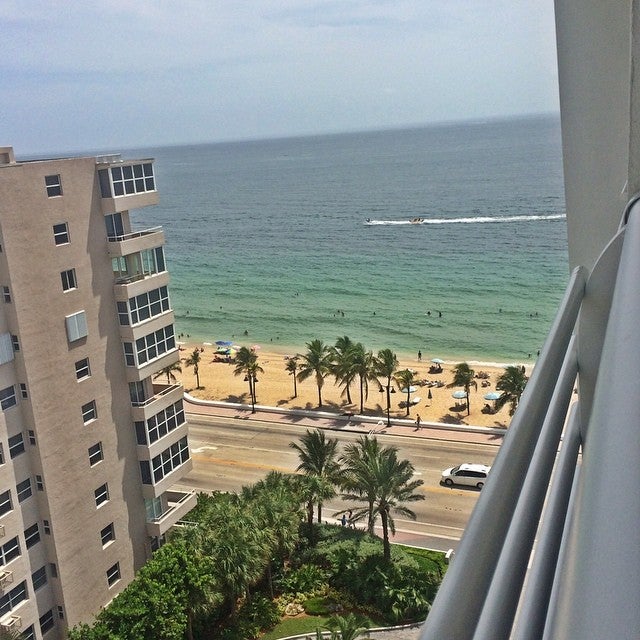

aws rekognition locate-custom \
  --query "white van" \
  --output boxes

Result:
[441,463,491,489]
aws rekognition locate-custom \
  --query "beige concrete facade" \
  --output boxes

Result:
[0,148,195,638]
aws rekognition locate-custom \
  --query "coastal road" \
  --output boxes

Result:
[178,414,500,552]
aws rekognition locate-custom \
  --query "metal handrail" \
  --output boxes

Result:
[421,199,640,639]
[420,265,587,639]
[106,226,163,242]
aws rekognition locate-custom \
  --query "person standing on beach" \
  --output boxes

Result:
[415,414,421,429]
[418,350,422,361]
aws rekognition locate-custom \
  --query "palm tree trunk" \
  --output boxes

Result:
[367,499,375,535]
[386,379,391,426]
[360,375,365,413]
[466,385,471,415]
[316,373,323,407]
[317,501,323,523]
[405,391,410,416]
[381,511,391,562]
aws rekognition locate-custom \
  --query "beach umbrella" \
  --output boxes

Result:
[203,342,212,346]
[431,358,444,364]
[215,340,233,347]
[401,386,418,393]
[484,391,502,401]
[251,344,261,351]
[428,389,433,400]
[452,390,467,399]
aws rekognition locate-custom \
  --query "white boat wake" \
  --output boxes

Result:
[364,214,566,226]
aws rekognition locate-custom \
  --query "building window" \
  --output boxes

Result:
[0,537,20,565]
[88,442,103,466]
[45,174,62,197]
[32,565,47,591]
[39,608,55,634]
[0,386,16,411]
[0,491,12,517]
[106,562,120,587]
[100,523,115,547]
[101,163,155,198]
[94,483,109,507]
[20,626,35,640]
[75,357,91,380]
[49,563,57,578]
[53,222,69,245]
[0,444,4,465]
[57,606,64,620]
[27,430,35,445]
[16,479,32,503]
[129,380,146,405]
[35,475,44,491]
[20,384,28,399]
[2,287,10,303]
[126,286,170,325]
[137,399,185,445]
[140,436,190,485]
[24,523,40,549]
[65,310,87,342]
[117,301,129,326]
[81,400,97,424]
[125,324,175,368]
[10,335,19,352]
[61,268,77,292]
[43,520,51,535]
[0,580,27,617]
[8,433,24,458]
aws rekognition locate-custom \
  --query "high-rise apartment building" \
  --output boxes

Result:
[0,146,195,638]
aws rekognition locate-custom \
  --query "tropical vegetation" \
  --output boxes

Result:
[69,432,441,639]
[495,365,528,415]
[233,346,264,413]
[449,362,476,416]
[185,347,202,389]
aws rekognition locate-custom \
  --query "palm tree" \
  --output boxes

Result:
[289,429,340,523]
[234,346,264,413]
[342,436,424,562]
[340,435,384,534]
[351,343,376,414]
[153,360,182,385]
[320,613,371,640]
[374,348,399,426]
[495,365,528,415]
[449,362,476,416]
[297,339,334,407]
[330,336,356,405]
[285,356,300,398]
[394,368,417,416]
[184,348,202,389]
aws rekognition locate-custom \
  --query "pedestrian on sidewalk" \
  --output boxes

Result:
[415,414,422,430]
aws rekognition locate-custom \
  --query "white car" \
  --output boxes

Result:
[441,463,491,489]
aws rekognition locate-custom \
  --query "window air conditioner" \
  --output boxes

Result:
[0,570,13,587]
[0,615,21,629]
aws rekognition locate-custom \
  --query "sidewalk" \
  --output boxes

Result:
[184,394,506,447]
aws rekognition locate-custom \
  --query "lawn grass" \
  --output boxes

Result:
[260,614,331,639]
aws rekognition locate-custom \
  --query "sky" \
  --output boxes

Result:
[3,1,560,155]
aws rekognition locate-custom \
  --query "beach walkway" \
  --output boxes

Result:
[184,395,506,447]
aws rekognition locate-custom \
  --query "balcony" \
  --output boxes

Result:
[421,198,640,639]
[125,347,180,383]
[97,160,159,214]
[141,458,193,500]
[137,421,189,461]
[107,227,165,259]
[114,270,170,301]
[131,383,183,422]
[119,311,175,343]
[145,489,197,537]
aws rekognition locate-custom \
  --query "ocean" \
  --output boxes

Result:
[128,114,568,365]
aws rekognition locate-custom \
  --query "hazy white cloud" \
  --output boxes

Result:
[2,0,559,154]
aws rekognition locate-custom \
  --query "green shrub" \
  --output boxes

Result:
[276,563,330,595]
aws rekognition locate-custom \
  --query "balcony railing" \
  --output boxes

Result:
[146,489,197,537]
[420,196,640,639]
[131,383,182,408]
[107,226,163,243]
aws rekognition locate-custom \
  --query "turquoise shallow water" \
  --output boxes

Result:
[128,114,569,364]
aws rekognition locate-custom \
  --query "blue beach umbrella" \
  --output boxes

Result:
[484,391,502,401]
[452,390,467,399]
[215,340,233,347]
[431,358,444,364]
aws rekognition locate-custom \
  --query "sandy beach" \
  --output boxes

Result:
[174,343,523,428]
